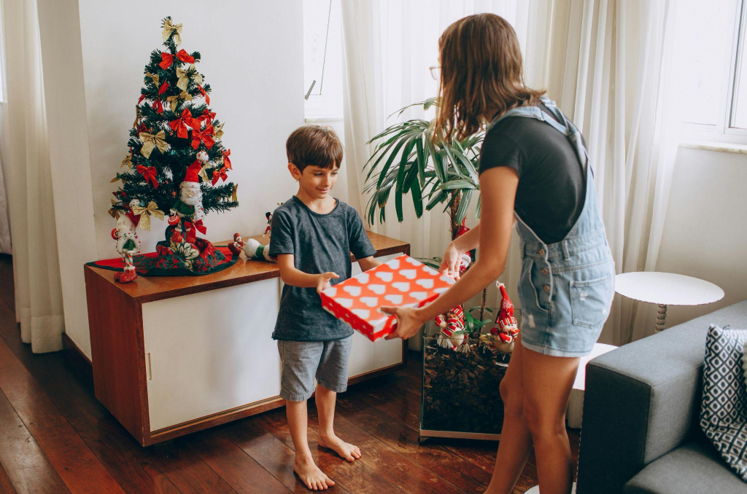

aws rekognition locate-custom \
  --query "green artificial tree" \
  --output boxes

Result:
[109,17,238,283]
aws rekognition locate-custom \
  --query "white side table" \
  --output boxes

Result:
[615,272,724,332]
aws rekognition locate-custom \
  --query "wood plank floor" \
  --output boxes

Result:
[0,254,579,493]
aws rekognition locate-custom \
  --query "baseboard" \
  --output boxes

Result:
[61,332,93,382]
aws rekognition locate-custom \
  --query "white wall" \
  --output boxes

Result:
[652,146,747,329]
[65,1,305,358]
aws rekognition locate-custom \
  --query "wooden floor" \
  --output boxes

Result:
[0,254,579,494]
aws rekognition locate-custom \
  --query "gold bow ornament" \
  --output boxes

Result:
[146,72,159,87]
[176,66,191,91]
[121,155,132,168]
[213,122,224,140]
[131,201,165,231]
[198,165,210,183]
[162,19,183,46]
[139,130,169,158]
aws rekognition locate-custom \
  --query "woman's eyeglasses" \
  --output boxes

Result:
[429,65,441,80]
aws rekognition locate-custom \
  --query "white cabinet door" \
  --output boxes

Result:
[347,254,405,378]
[142,278,282,431]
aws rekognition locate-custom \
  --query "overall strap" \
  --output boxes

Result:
[486,97,590,173]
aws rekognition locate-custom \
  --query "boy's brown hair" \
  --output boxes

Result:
[432,13,545,142]
[286,125,343,172]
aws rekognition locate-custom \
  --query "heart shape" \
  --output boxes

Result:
[357,273,370,284]
[416,279,434,289]
[400,269,417,280]
[422,265,439,276]
[384,294,403,305]
[388,259,400,270]
[337,298,353,308]
[352,309,370,319]
[439,275,455,284]
[392,282,410,292]
[410,291,428,301]
[360,297,379,308]
[405,256,421,266]
[324,287,338,297]
[369,284,386,295]
[375,271,394,282]
[343,285,362,297]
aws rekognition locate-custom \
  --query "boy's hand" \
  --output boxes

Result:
[440,242,465,280]
[316,272,339,294]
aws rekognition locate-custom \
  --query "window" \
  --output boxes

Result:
[302,0,344,120]
[679,0,747,142]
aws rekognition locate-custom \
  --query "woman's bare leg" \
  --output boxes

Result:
[484,337,534,494]
[522,347,579,494]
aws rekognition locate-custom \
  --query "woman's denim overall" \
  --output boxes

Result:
[487,97,615,357]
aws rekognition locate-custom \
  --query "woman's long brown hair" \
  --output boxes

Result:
[433,13,545,142]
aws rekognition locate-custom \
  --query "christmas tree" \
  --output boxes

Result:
[109,17,238,282]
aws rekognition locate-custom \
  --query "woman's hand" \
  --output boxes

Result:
[440,242,465,280]
[382,306,427,340]
[316,272,339,294]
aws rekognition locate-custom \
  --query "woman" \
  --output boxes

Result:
[382,13,615,494]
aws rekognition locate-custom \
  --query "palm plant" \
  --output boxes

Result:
[364,98,491,327]
[363,98,485,242]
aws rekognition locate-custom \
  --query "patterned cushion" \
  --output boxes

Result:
[701,324,747,482]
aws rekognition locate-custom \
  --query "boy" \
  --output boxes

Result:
[269,125,381,491]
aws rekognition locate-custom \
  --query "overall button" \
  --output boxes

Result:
[537,248,546,256]
[541,268,549,275]
[542,285,550,292]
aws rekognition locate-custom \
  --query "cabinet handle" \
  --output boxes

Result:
[147,352,152,381]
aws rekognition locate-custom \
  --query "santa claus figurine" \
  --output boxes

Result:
[112,212,141,283]
[435,305,470,353]
[483,282,519,353]
[242,238,274,262]
[171,161,205,222]
[228,233,245,256]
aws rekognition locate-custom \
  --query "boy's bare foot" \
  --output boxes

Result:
[294,454,335,491]
[318,433,362,462]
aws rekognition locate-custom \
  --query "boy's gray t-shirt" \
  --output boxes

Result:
[269,196,377,341]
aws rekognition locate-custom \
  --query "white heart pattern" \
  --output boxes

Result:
[411,291,428,301]
[357,273,370,284]
[325,287,338,297]
[400,269,417,280]
[405,256,421,266]
[422,265,438,276]
[416,279,434,289]
[352,309,370,319]
[343,285,362,297]
[439,275,454,284]
[369,284,386,294]
[375,271,394,282]
[435,287,448,293]
[337,298,353,308]
[392,282,410,292]
[388,259,400,270]
[360,297,379,308]
[384,294,403,305]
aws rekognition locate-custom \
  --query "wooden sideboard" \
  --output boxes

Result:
[84,232,409,447]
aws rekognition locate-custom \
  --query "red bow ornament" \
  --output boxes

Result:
[136,165,159,188]
[137,94,146,105]
[152,98,164,114]
[222,149,232,170]
[169,109,194,139]
[158,82,170,95]
[159,49,195,69]
[197,85,210,105]
[191,124,215,150]
[199,109,216,124]
[211,165,228,185]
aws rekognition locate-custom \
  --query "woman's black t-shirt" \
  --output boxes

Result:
[478,103,586,245]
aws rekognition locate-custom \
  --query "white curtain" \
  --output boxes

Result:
[341,0,552,313]
[342,0,682,346]
[1,0,64,353]
[545,0,682,344]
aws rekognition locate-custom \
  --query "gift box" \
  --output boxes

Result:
[320,254,456,341]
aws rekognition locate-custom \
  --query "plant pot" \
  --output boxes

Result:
[419,309,520,442]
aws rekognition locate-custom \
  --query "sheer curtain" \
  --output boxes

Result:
[343,0,682,346]
[341,0,551,313]
[545,0,682,344]
[1,0,65,353]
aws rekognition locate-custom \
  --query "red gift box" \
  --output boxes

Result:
[320,254,455,341]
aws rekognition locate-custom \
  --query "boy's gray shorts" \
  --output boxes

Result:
[277,336,353,402]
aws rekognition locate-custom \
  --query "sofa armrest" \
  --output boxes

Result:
[576,300,747,494]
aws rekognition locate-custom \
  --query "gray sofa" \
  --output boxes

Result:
[576,300,747,494]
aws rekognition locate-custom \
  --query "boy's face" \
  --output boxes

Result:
[289,163,339,200]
